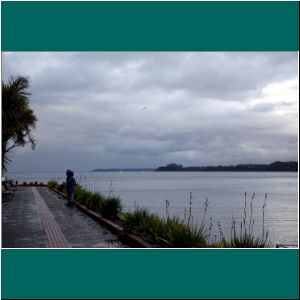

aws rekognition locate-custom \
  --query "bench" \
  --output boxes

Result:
[2,180,16,201]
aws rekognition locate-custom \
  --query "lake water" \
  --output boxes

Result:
[7,171,298,247]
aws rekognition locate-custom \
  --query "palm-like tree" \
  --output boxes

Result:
[2,76,37,172]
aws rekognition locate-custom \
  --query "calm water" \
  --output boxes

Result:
[7,171,298,246]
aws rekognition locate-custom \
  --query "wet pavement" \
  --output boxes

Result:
[2,186,127,248]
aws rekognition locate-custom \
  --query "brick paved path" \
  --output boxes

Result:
[2,186,126,248]
[2,187,47,247]
[32,187,70,248]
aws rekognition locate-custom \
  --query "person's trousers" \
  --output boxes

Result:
[67,193,75,204]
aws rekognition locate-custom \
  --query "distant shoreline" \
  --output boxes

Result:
[90,169,298,172]
[91,168,155,172]
[90,161,298,172]
[155,161,298,172]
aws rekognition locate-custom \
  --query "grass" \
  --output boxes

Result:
[229,193,273,248]
[57,182,66,194]
[86,192,104,212]
[100,196,122,218]
[121,208,207,247]
[47,180,59,189]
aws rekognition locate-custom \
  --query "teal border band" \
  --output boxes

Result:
[1,1,299,299]
[1,249,299,299]
[1,1,299,51]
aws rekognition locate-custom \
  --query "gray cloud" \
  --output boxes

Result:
[2,52,298,172]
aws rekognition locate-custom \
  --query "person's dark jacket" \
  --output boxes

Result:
[66,169,76,195]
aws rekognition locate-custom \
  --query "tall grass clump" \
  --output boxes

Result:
[74,188,94,206]
[57,182,66,194]
[121,207,150,234]
[230,193,272,248]
[72,185,105,212]
[162,217,207,248]
[86,193,105,212]
[121,207,208,248]
[47,180,59,189]
[100,196,122,219]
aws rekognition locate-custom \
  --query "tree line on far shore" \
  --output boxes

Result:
[156,161,298,172]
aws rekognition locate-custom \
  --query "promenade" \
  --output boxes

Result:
[2,186,126,248]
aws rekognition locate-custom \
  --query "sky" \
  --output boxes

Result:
[2,52,299,172]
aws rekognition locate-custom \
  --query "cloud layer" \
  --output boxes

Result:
[2,52,298,172]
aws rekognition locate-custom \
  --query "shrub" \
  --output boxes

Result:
[47,181,58,189]
[100,196,122,218]
[162,217,207,248]
[57,182,66,194]
[86,192,104,211]
[77,189,94,206]
[121,208,207,248]
[230,231,272,248]
[73,185,83,201]
[121,208,151,235]
[141,212,167,245]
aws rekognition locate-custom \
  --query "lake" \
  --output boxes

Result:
[7,171,298,247]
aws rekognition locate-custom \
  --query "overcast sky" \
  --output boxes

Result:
[2,52,298,172]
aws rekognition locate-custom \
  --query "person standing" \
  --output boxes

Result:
[65,169,76,207]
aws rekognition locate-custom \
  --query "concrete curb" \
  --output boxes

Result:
[18,184,47,187]
[49,187,152,248]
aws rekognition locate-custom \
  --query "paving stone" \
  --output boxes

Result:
[2,186,127,248]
